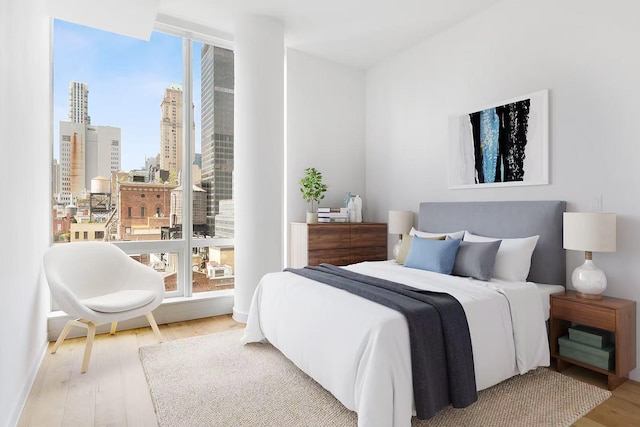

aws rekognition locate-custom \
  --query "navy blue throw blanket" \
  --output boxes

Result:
[284,263,477,420]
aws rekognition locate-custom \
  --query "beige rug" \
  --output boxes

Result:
[139,329,611,427]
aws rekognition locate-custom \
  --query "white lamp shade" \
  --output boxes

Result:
[563,212,616,253]
[388,210,413,235]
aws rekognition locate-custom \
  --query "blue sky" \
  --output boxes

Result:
[53,19,202,171]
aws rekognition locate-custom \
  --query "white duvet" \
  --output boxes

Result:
[242,261,552,427]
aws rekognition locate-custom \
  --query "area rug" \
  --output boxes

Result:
[139,329,611,427]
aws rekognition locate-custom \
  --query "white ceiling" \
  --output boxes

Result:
[158,0,502,69]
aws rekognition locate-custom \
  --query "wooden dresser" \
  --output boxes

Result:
[290,222,388,268]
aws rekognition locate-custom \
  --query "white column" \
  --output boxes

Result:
[233,15,285,322]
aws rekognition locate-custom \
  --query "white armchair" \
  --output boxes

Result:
[43,242,165,373]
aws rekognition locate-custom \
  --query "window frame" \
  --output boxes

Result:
[49,18,235,305]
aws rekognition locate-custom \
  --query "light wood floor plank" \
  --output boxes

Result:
[93,333,128,427]
[18,315,639,427]
[61,337,97,426]
[117,331,158,427]
[27,340,76,426]
[572,418,607,427]
[166,320,197,340]
[17,343,52,427]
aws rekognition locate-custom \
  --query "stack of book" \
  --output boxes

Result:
[558,324,615,370]
[317,207,349,223]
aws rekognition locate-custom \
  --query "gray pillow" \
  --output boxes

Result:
[452,240,501,281]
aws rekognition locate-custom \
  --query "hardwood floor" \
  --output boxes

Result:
[18,315,640,426]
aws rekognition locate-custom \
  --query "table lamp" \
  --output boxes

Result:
[563,212,616,299]
[388,210,413,260]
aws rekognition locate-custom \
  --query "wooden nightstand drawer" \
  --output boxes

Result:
[552,299,615,331]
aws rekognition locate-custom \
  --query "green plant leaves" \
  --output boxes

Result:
[300,167,328,212]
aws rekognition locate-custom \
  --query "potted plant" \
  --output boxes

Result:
[299,167,328,224]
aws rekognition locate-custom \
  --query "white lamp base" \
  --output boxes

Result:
[393,240,402,260]
[572,259,607,300]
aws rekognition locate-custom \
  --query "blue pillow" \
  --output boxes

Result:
[404,236,461,274]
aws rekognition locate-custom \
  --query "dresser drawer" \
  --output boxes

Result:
[308,225,350,250]
[552,299,616,331]
[308,249,351,266]
[351,246,387,263]
[350,224,387,247]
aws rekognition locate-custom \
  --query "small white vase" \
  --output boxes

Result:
[306,212,318,224]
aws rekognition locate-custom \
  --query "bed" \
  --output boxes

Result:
[242,200,566,427]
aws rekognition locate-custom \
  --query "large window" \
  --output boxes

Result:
[51,19,234,298]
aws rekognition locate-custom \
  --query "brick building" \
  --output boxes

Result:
[117,182,176,240]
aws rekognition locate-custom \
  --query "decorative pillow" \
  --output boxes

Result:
[463,232,540,282]
[452,240,502,281]
[395,234,413,264]
[396,234,445,265]
[404,237,461,274]
[410,227,465,241]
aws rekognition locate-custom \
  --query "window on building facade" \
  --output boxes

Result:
[51,19,235,300]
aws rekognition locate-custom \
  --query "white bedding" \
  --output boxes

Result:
[242,261,553,427]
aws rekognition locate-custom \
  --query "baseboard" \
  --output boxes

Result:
[47,292,234,341]
[9,339,48,427]
[232,307,248,324]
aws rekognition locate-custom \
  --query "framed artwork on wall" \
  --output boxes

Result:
[448,89,549,189]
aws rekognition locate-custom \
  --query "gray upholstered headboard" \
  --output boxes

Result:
[418,201,566,285]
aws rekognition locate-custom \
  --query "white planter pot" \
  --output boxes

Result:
[306,212,318,224]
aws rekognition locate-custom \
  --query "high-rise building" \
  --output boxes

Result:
[59,122,121,204]
[59,80,120,204]
[68,81,90,124]
[159,83,184,176]
[85,125,121,184]
[214,199,234,238]
[200,45,234,236]
[52,158,61,199]
[145,154,159,170]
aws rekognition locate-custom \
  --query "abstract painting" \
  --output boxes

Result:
[449,90,548,189]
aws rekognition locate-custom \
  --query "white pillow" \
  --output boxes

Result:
[463,232,539,282]
[410,227,465,241]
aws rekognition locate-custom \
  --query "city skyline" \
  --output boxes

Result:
[53,19,203,172]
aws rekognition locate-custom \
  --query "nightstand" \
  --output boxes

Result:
[550,291,636,390]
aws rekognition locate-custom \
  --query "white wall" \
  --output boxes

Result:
[286,49,366,247]
[0,0,52,425]
[365,0,640,381]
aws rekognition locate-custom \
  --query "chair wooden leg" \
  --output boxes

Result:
[110,321,118,335]
[81,322,97,374]
[145,312,164,343]
[51,321,74,354]
[52,319,99,373]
